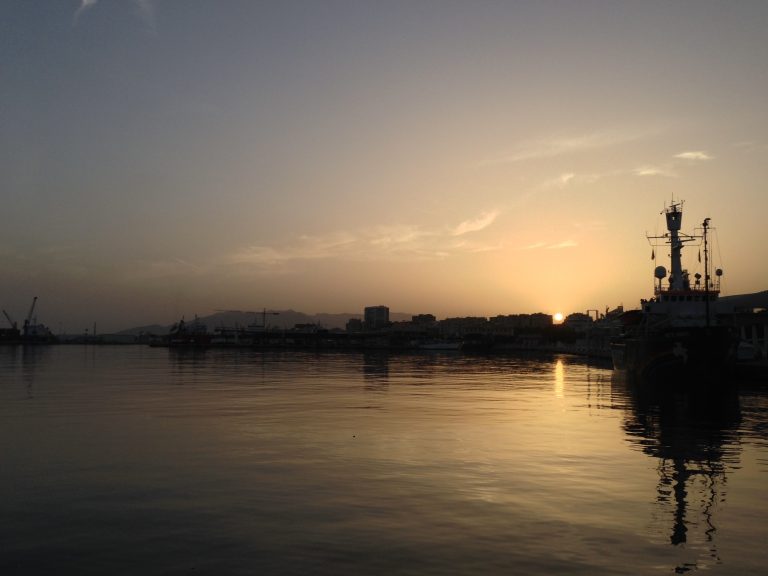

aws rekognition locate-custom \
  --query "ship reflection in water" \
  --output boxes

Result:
[1,347,766,575]
[615,377,742,573]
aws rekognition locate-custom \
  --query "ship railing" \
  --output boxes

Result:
[652,288,720,302]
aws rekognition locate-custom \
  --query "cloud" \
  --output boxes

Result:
[231,231,359,265]
[633,165,677,177]
[547,240,578,249]
[551,173,575,187]
[451,210,499,236]
[521,240,577,250]
[74,0,156,31]
[674,151,713,161]
[484,129,649,165]
[629,151,711,178]
[229,246,293,266]
[118,258,208,283]
[542,172,604,188]
[632,150,714,178]
[74,0,99,23]
[369,225,434,247]
[230,212,503,268]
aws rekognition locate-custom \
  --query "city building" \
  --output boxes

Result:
[364,306,390,330]
[562,312,594,333]
[411,314,436,325]
[345,318,364,333]
[439,316,489,337]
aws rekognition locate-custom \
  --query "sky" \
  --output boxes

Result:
[2,0,767,332]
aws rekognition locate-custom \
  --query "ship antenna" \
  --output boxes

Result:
[703,217,711,328]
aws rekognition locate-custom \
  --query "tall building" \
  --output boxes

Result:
[364,306,390,330]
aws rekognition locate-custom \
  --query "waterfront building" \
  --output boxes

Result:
[529,313,554,328]
[412,314,437,325]
[364,306,390,330]
[488,313,554,334]
[439,316,489,337]
[562,312,594,333]
[345,318,364,333]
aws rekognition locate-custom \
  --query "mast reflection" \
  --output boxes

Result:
[616,377,741,573]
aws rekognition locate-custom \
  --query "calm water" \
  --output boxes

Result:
[1,346,767,575]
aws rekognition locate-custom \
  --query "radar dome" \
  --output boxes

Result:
[654,266,667,279]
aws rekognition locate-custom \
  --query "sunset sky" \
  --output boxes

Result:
[2,0,767,332]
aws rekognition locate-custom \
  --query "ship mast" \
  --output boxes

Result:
[648,201,701,293]
[665,203,685,291]
[703,217,711,327]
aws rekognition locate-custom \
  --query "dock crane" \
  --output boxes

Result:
[23,296,38,337]
[2,309,17,329]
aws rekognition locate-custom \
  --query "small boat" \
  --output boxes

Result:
[150,316,212,348]
[418,340,462,351]
[610,201,738,384]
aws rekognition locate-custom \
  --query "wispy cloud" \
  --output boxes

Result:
[369,225,434,248]
[633,165,677,177]
[484,129,649,165]
[451,210,499,236]
[74,0,99,23]
[230,211,503,268]
[125,258,207,282]
[542,172,604,188]
[521,240,577,250]
[674,151,713,161]
[232,231,360,266]
[547,240,578,249]
[630,150,712,178]
[74,0,156,31]
[550,173,575,187]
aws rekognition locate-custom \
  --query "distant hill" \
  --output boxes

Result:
[117,323,168,336]
[117,309,414,335]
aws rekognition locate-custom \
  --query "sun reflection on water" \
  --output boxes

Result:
[554,359,565,398]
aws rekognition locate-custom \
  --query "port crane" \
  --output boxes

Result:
[2,309,17,329]
[23,296,38,337]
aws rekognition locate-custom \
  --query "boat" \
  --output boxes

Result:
[210,309,279,348]
[0,326,21,345]
[149,316,212,348]
[610,201,738,383]
[2,297,56,345]
[417,340,463,351]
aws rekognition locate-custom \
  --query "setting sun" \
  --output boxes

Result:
[553,312,564,323]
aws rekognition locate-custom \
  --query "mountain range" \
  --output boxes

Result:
[117,309,415,335]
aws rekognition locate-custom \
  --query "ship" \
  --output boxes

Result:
[1,297,56,345]
[610,201,738,383]
[149,316,212,348]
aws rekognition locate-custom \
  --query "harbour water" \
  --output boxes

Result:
[1,346,767,575]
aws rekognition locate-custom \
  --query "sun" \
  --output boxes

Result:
[553,312,564,323]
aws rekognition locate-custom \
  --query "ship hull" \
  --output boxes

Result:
[611,326,737,384]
